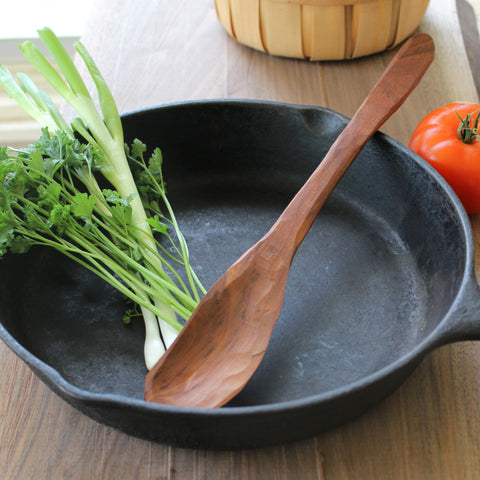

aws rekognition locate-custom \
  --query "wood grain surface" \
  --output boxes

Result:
[1,0,480,479]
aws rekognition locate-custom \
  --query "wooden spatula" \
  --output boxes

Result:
[145,34,435,408]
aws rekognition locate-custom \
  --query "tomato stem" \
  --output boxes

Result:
[456,107,480,144]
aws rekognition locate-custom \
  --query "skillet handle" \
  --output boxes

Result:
[435,276,480,344]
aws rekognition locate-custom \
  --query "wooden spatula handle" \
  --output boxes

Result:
[268,34,434,254]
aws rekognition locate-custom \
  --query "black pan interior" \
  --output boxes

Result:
[0,101,467,407]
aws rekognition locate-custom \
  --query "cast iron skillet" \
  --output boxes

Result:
[1,100,480,450]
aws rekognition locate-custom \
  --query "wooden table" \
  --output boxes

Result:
[2,0,480,478]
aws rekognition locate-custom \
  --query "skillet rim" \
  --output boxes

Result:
[0,99,474,418]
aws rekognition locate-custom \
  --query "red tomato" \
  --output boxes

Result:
[409,102,480,214]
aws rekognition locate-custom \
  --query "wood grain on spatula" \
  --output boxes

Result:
[144,34,435,408]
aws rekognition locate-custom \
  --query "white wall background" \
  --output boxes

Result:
[1,0,93,58]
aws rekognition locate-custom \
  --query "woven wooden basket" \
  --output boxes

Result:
[214,0,430,60]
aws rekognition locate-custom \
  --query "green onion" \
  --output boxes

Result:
[0,28,205,369]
